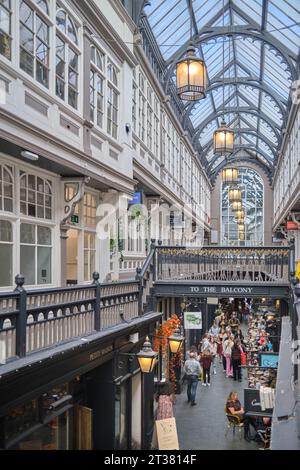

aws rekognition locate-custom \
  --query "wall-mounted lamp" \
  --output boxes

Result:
[168,328,185,354]
[136,337,158,374]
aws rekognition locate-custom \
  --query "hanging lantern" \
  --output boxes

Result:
[235,210,245,220]
[231,201,242,212]
[239,231,245,241]
[214,119,234,155]
[236,217,244,224]
[229,187,242,203]
[176,46,207,101]
[238,223,245,232]
[136,337,158,374]
[222,167,239,184]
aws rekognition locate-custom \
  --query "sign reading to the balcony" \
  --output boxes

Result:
[190,286,254,295]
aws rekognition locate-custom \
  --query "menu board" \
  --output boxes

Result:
[156,418,179,450]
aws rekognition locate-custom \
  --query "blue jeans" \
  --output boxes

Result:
[187,376,199,404]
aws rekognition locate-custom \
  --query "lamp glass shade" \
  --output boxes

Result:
[239,231,245,241]
[235,210,245,220]
[214,120,234,155]
[231,201,242,212]
[222,167,238,184]
[136,337,158,374]
[238,223,245,231]
[229,187,242,203]
[176,47,207,101]
[168,330,185,354]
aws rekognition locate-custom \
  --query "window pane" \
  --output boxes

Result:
[37,246,51,284]
[20,245,35,285]
[0,244,12,286]
[37,226,51,245]
[0,219,12,242]
[20,223,35,244]
[20,1,33,29]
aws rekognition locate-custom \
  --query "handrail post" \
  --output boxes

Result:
[93,272,101,331]
[136,268,143,315]
[151,239,157,282]
[14,275,27,358]
[289,238,296,280]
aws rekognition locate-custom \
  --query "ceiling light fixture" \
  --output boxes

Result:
[21,150,39,161]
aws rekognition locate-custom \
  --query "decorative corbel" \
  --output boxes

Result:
[60,176,90,228]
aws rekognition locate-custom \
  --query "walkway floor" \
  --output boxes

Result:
[175,359,258,450]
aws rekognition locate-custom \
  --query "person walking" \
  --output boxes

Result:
[184,352,201,406]
[200,350,213,386]
[223,335,234,378]
[209,335,217,374]
[217,329,224,363]
[209,321,220,337]
[231,340,242,382]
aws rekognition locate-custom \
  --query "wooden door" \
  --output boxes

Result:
[74,405,93,450]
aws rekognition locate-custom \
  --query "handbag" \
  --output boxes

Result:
[241,350,246,365]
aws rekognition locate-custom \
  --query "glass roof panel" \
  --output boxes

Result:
[231,0,262,25]
[193,0,224,30]
[199,120,219,147]
[267,0,300,55]
[190,96,214,127]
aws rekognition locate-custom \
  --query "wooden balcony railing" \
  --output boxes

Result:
[0,273,140,364]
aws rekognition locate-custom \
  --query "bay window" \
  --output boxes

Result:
[0,0,11,59]
[0,163,13,212]
[0,219,13,286]
[19,0,50,87]
[107,61,119,139]
[56,6,79,109]
[90,45,105,128]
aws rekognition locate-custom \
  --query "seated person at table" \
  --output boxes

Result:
[226,391,252,441]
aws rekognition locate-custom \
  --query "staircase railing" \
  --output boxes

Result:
[135,240,158,314]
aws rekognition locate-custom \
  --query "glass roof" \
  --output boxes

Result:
[144,0,300,174]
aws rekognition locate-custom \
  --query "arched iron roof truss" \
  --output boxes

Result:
[143,0,300,178]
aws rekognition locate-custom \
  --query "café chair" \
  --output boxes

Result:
[224,407,244,440]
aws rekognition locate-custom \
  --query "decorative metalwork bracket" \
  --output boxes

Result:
[60,176,90,228]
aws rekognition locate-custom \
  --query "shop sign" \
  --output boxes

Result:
[89,345,113,362]
[190,286,254,295]
[184,312,202,330]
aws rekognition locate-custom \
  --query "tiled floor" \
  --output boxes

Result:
[175,357,258,450]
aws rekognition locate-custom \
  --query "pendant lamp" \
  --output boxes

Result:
[229,187,242,203]
[176,0,207,101]
[231,201,242,212]
[222,167,238,184]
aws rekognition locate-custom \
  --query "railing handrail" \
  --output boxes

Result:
[154,245,290,251]
[140,247,156,278]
